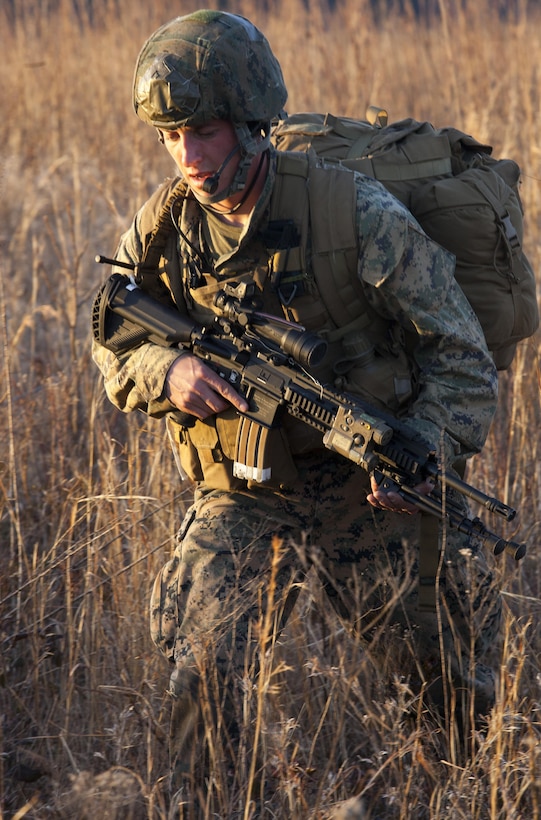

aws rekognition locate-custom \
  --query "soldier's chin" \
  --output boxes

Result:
[190,181,236,207]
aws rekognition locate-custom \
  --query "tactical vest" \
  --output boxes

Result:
[135,151,417,490]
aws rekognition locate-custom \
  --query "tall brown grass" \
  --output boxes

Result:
[1,0,540,817]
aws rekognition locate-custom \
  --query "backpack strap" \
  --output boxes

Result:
[272,151,376,329]
[308,160,371,326]
[323,112,378,159]
[345,130,454,185]
[468,171,523,279]
[267,153,311,307]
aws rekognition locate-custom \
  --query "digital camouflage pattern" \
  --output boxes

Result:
[92,83,501,794]
[133,10,287,130]
[92,152,501,779]
[150,454,501,783]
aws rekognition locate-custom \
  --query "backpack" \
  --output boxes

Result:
[271,109,539,370]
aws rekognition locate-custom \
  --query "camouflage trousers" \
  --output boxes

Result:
[150,452,501,789]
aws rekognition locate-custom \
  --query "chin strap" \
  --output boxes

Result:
[200,151,267,216]
[191,121,271,207]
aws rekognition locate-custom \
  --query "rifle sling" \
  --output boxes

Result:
[418,513,440,613]
[418,458,467,614]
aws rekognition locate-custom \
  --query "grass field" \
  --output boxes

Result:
[1,0,541,817]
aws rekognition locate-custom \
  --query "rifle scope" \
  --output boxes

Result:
[214,289,328,369]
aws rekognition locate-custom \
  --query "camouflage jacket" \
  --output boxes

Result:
[92,147,498,486]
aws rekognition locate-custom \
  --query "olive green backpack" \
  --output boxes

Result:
[271,109,539,370]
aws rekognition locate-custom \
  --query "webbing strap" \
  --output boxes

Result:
[419,458,467,613]
[272,151,377,336]
[308,161,379,329]
[469,172,523,279]
[270,154,312,311]
[347,155,452,182]
[274,151,312,180]
[371,156,453,181]
[418,513,440,613]
[309,162,358,253]
[323,112,377,159]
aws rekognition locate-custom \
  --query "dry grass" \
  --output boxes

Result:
[1,0,541,817]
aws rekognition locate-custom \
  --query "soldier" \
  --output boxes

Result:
[92,9,501,813]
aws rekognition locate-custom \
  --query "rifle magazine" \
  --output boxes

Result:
[233,417,272,483]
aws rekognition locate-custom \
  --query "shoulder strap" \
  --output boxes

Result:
[307,159,363,326]
[272,151,376,331]
[269,152,311,302]
[468,171,522,277]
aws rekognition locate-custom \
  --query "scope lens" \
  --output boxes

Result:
[281,328,328,368]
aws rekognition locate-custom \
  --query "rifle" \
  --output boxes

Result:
[92,257,527,561]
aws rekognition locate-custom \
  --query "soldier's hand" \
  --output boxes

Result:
[165,353,249,420]
[367,472,434,514]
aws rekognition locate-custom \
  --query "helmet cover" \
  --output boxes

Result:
[133,10,287,130]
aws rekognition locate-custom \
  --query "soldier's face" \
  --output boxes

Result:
[160,119,240,197]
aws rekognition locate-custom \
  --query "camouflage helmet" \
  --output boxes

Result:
[133,10,287,130]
